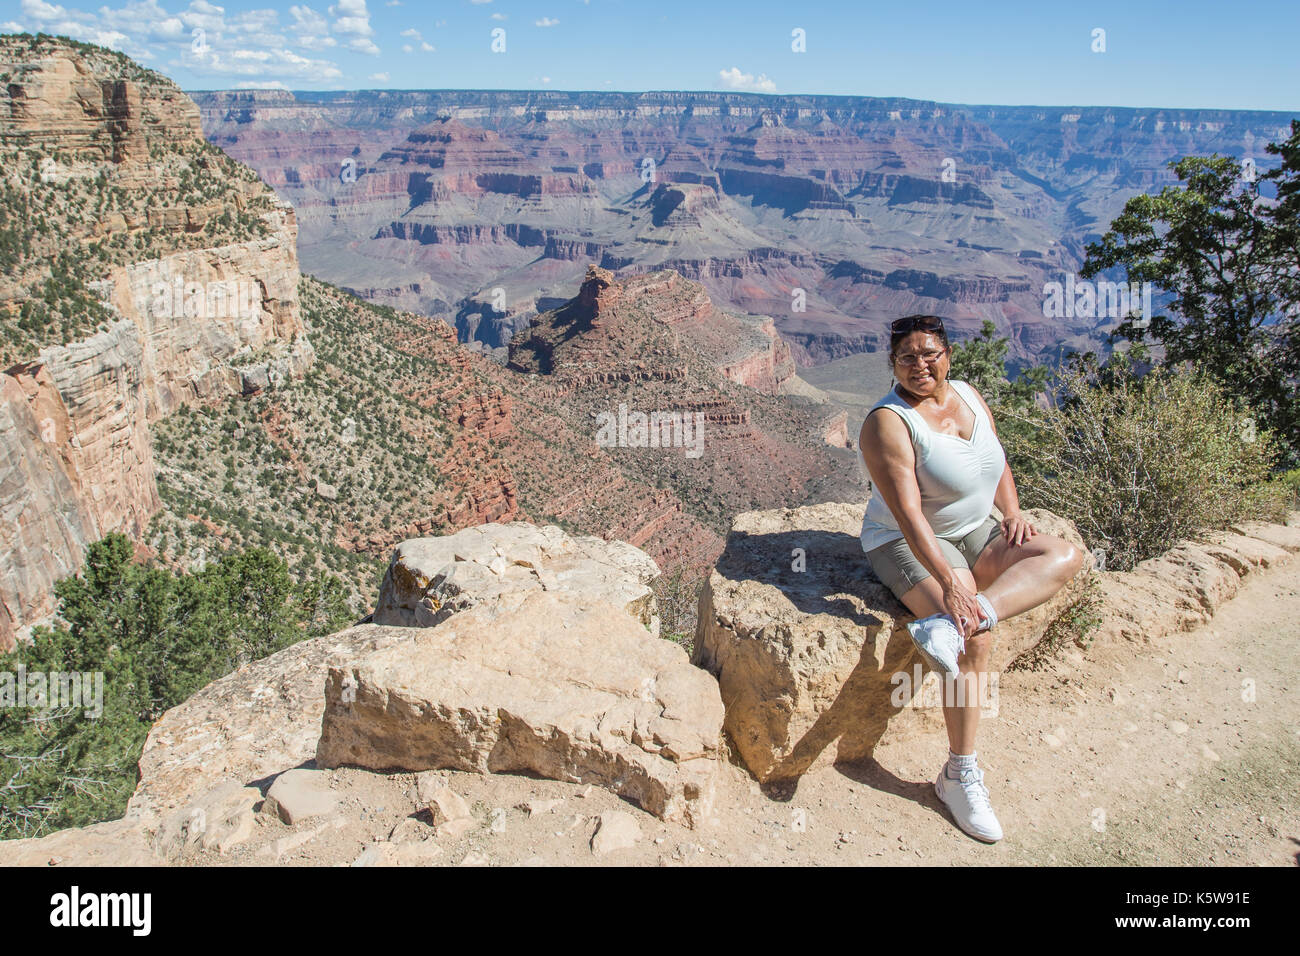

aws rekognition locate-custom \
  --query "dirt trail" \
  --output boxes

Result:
[189,558,1299,867]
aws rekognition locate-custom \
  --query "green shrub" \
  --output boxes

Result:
[1279,468,1300,508]
[1005,354,1286,570]
[0,534,354,838]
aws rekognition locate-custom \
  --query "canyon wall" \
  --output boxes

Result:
[194,88,1295,367]
[0,38,312,648]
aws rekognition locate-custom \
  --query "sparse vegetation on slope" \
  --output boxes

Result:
[0,33,280,364]
[0,532,352,838]
[146,276,498,610]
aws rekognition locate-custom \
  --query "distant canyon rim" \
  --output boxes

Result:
[193,87,1293,370]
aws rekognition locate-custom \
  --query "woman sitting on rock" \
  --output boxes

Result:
[858,314,1083,843]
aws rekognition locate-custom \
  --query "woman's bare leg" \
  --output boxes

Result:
[971,533,1084,621]
[897,568,989,755]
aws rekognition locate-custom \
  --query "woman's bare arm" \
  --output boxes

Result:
[969,386,1035,546]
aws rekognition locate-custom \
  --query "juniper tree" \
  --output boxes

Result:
[1081,121,1300,465]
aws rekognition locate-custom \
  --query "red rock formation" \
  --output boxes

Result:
[197,87,1287,370]
[822,410,850,448]
[0,38,312,645]
[501,266,863,573]
[453,390,513,440]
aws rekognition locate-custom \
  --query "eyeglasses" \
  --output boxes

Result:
[890,315,947,334]
[894,349,948,367]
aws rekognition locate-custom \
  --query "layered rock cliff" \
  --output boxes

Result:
[505,265,863,565]
[194,86,1294,368]
[0,36,312,647]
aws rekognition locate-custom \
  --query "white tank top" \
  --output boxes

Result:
[859,379,1006,553]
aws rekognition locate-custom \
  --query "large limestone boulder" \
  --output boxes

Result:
[374,522,661,636]
[127,625,414,821]
[317,590,723,828]
[693,502,1089,783]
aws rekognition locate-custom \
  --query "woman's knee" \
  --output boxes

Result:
[1053,537,1085,580]
[1033,534,1083,581]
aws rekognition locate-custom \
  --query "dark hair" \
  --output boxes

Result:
[888,314,950,363]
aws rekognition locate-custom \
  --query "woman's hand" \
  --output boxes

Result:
[941,577,984,639]
[1001,512,1036,547]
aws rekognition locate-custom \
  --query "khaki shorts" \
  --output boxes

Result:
[865,515,1002,600]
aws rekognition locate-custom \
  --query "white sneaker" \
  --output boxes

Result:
[905,613,965,676]
[935,765,1003,842]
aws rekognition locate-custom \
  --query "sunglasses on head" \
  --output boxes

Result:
[890,315,946,334]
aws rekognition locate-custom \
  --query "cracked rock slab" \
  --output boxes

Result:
[373,522,661,636]
[127,625,415,822]
[316,590,723,828]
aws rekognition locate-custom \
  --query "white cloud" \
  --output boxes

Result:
[291,6,337,49]
[180,0,226,34]
[290,4,329,35]
[491,12,506,20]
[2,21,25,31]
[18,0,203,55]
[420,40,433,51]
[235,79,288,89]
[152,17,186,39]
[178,44,342,81]
[368,71,387,82]
[329,0,372,37]
[224,8,286,46]
[401,43,411,52]
[535,17,559,27]
[399,27,420,38]
[718,66,776,92]
[14,0,391,87]
[327,0,377,53]
[17,0,136,51]
[21,0,68,20]
[15,0,301,61]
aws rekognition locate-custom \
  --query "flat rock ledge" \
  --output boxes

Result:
[128,626,414,822]
[317,590,724,828]
[374,521,661,636]
[693,503,1089,783]
[1091,516,1300,643]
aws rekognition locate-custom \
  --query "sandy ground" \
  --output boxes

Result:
[191,559,1299,867]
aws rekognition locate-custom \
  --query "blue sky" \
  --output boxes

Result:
[3,0,1297,110]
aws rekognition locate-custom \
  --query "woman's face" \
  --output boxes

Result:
[892,331,950,396]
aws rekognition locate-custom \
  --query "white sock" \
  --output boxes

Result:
[975,593,998,630]
[947,750,978,777]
